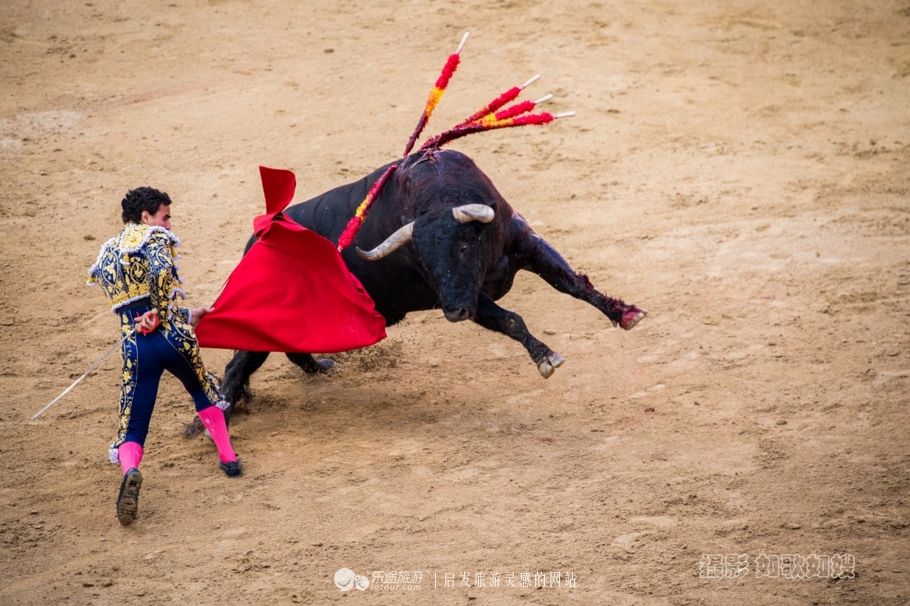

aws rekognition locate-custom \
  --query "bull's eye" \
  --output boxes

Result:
[459,243,469,257]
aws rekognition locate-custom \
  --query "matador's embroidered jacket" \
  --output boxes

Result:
[87,223,191,323]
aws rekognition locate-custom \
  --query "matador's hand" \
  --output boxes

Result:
[190,306,213,327]
[134,309,160,334]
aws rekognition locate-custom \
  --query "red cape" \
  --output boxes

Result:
[195,167,387,353]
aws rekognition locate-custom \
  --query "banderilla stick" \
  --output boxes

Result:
[31,329,135,420]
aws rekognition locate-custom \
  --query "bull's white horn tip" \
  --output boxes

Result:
[520,74,541,90]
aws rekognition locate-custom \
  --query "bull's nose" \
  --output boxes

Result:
[443,307,471,322]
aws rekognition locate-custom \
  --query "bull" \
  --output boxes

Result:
[219,147,646,410]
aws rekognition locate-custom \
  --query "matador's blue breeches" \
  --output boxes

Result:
[110,301,227,463]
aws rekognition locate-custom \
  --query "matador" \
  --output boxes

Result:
[88,186,241,526]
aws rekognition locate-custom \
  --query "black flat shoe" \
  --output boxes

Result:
[219,458,242,478]
[116,468,143,526]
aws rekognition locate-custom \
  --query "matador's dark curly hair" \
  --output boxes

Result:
[121,186,172,224]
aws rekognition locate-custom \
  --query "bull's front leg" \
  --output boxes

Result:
[473,292,565,378]
[519,231,647,330]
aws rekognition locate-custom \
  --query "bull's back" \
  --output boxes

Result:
[282,164,394,242]
[241,164,383,251]
[241,162,431,324]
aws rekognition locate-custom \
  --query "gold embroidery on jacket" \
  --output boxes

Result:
[87,224,183,317]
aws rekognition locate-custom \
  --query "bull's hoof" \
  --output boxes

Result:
[316,358,336,373]
[537,352,565,378]
[619,306,648,330]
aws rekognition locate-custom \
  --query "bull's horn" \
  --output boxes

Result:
[355,222,414,261]
[452,204,494,224]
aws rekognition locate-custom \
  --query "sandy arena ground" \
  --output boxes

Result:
[1,1,909,604]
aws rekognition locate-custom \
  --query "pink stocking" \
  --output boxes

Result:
[197,406,237,463]
[118,441,144,475]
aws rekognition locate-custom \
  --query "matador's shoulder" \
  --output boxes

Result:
[87,224,181,285]
[118,224,181,253]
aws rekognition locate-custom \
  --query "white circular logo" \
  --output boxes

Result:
[334,568,370,591]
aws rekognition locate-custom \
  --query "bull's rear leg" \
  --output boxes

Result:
[286,352,336,374]
[473,292,565,378]
[222,350,270,412]
[520,231,647,329]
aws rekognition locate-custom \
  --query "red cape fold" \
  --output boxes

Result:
[195,166,387,353]
[252,165,296,236]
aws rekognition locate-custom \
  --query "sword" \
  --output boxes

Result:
[31,328,135,420]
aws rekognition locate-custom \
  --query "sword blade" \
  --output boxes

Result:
[31,329,134,420]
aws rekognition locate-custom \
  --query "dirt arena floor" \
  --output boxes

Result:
[2,1,909,604]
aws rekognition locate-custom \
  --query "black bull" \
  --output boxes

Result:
[220,148,645,409]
